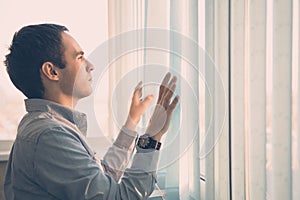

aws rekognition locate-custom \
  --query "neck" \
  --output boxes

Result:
[43,93,78,109]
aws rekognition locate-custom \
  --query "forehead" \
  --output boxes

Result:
[61,32,82,55]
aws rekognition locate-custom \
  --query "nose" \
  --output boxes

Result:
[86,60,94,72]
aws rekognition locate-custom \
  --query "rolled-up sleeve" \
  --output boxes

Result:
[34,126,159,200]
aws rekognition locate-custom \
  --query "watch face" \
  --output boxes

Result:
[139,137,150,148]
[138,135,161,150]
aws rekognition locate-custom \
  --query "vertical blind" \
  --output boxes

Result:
[107,0,299,199]
[205,0,230,199]
[271,0,293,199]
[229,0,298,200]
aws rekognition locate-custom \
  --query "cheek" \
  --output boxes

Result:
[74,65,87,82]
[60,69,79,94]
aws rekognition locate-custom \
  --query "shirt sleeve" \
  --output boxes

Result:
[101,126,138,181]
[34,126,160,200]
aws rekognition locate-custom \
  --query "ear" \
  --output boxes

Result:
[41,62,60,81]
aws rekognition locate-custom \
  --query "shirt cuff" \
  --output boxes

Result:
[113,126,138,151]
[130,146,160,173]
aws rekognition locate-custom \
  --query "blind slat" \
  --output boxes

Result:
[248,0,267,199]
[214,0,230,199]
[293,0,300,199]
[230,0,246,199]
[271,0,293,199]
[204,0,216,199]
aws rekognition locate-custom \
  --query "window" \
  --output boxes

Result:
[0,0,108,157]
[1,0,299,199]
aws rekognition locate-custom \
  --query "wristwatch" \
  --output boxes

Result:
[137,134,161,150]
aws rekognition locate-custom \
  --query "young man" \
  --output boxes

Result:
[4,24,179,200]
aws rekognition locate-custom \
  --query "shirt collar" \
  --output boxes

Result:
[25,98,87,135]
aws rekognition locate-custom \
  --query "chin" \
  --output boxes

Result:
[82,89,93,98]
[74,88,93,99]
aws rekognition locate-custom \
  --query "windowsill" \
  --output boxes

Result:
[0,151,10,161]
[150,187,179,200]
[0,137,111,162]
[0,140,13,161]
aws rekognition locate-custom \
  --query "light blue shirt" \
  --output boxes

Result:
[4,99,159,200]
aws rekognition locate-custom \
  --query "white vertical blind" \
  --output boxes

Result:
[230,0,246,199]
[108,0,145,139]
[204,0,231,199]
[204,1,216,199]
[198,0,206,199]
[271,0,293,199]
[177,1,200,199]
[294,1,300,199]
[107,0,298,199]
[248,0,267,199]
[226,0,297,199]
[213,0,230,199]
[230,0,296,199]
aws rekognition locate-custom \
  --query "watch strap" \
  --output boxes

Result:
[137,135,161,150]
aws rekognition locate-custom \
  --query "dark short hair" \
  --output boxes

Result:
[4,23,68,98]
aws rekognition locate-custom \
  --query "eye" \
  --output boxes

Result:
[76,51,85,60]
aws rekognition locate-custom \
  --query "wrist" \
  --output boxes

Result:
[151,134,162,142]
[145,127,163,141]
[124,116,139,131]
[137,134,162,150]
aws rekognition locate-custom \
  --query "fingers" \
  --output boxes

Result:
[133,73,178,111]
[167,95,179,113]
[165,76,177,97]
[158,72,171,100]
[160,72,171,87]
[133,81,143,102]
[158,75,177,107]
[132,81,154,106]
[163,83,176,108]
[134,81,143,95]
[142,94,154,106]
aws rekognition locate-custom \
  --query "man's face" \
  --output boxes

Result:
[59,32,94,100]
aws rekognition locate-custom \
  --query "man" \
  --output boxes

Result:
[4,24,179,199]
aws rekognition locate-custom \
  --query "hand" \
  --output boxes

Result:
[145,72,179,141]
[125,81,154,131]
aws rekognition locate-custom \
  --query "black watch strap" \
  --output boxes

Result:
[137,135,161,150]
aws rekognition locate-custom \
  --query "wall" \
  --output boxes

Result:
[0,161,7,200]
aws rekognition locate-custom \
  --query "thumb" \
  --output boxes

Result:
[142,94,154,106]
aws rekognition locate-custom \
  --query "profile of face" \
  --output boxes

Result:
[59,32,94,100]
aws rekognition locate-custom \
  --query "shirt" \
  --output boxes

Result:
[4,99,160,200]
